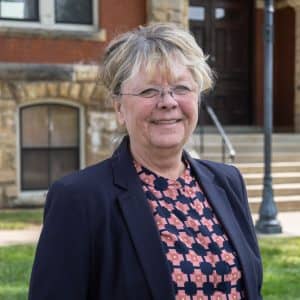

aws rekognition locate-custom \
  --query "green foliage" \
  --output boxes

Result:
[0,237,300,299]
[0,245,35,300]
[0,209,43,230]
[259,237,300,300]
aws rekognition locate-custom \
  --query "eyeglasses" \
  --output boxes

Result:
[117,85,196,100]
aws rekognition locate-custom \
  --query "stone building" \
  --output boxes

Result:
[0,0,299,207]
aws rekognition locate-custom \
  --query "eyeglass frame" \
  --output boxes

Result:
[114,85,198,100]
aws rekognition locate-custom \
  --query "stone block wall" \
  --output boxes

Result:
[147,0,189,29]
[0,63,118,207]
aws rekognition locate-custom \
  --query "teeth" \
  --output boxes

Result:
[155,120,177,124]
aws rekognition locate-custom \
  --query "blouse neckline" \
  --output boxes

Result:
[134,159,192,190]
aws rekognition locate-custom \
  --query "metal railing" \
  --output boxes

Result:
[199,100,236,163]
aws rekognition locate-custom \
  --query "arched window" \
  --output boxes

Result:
[20,103,80,190]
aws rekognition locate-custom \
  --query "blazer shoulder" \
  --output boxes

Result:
[192,158,240,179]
[53,157,114,193]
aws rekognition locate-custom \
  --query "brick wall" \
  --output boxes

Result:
[0,0,146,64]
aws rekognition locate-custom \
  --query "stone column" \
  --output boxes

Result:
[256,0,264,9]
[147,0,189,29]
[295,4,300,131]
[0,84,17,207]
[279,1,300,132]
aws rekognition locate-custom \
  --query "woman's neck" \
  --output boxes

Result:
[130,143,185,180]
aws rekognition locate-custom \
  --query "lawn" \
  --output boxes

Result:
[0,237,299,299]
[259,237,300,299]
[0,245,35,300]
[0,209,43,230]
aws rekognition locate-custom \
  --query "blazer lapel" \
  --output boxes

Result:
[111,138,174,300]
[187,156,256,299]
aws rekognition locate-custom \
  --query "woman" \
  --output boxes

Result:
[29,23,262,300]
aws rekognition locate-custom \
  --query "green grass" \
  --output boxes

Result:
[259,237,300,299]
[0,209,43,230]
[0,244,35,300]
[0,237,299,299]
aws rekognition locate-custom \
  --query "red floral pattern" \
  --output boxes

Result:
[135,161,245,299]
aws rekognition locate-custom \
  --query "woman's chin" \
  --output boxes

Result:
[150,135,186,150]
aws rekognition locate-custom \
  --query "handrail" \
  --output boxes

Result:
[200,101,236,163]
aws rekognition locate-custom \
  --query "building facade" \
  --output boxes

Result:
[0,0,298,206]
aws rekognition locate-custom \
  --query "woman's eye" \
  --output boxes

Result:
[173,85,191,95]
[139,88,160,98]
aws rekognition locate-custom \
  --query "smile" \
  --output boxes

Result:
[152,119,181,124]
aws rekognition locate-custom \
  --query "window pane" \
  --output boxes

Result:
[22,150,49,190]
[214,8,240,22]
[215,8,225,20]
[20,103,80,191]
[189,6,205,21]
[50,105,79,147]
[21,106,49,147]
[50,149,78,183]
[55,0,92,24]
[0,0,38,20]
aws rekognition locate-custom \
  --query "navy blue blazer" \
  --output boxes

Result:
[29,137,262,300]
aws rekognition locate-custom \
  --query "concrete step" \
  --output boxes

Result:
[203,153,300,163]
[244,172,300,185]
[234,162,300,174]
[188,132,300,212]
[247,183,300,197]
[197,143,300,153]
[190,133,300,143]
[249,195,300,213]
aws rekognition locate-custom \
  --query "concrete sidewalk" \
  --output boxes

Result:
[0,212,299,246]
[253,211,300,237]
[0,226,41,246]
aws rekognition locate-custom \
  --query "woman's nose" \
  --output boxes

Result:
[156,90,178,109]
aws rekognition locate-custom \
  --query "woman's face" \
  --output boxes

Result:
[114,60,199,155]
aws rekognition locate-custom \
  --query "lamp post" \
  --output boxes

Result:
[255,0,282,234]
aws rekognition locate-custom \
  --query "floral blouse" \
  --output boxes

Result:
[135,161,245,300]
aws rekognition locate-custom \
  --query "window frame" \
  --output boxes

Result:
[0,0,99,32]
[16,100,85,197]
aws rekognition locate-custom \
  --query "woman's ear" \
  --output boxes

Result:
[113,100,125,126]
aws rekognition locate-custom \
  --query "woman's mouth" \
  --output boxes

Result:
[152,119,182,124]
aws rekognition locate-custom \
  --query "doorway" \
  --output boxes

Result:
[189,0,253,125]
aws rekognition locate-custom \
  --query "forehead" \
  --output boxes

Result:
[128,59,195,88]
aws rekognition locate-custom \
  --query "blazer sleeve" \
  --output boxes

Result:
[231,165,263,299]
[28,181,91,300]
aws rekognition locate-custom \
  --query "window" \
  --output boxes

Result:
[20,104,80,191]
[189,6,205,21]
[0,0,38,20]
[0,0,97,31]
[55,0,92,24]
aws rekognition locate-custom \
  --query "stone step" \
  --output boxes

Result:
[248,195,300,213]
[247,183,300,197]
[191,133,300,143]
[234,162,300,174]
[244,172,300,185]
[196,143,300,153]
[202,152,300,163]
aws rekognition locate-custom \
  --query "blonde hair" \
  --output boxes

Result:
[100,23,214,96]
